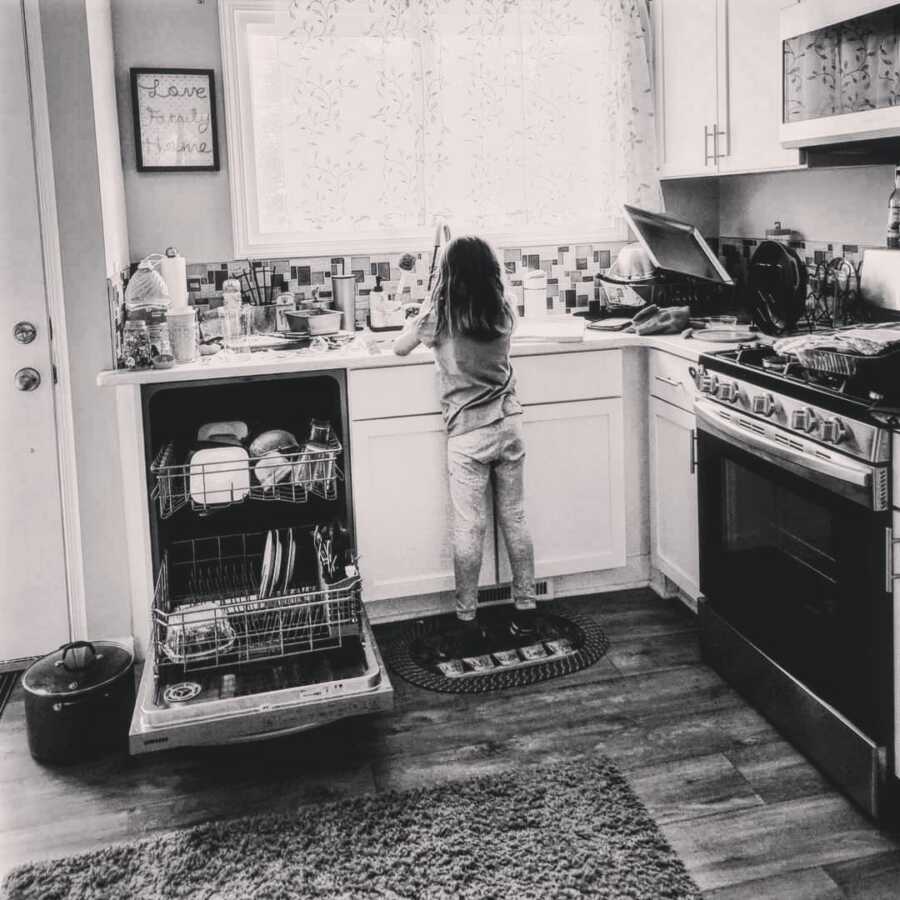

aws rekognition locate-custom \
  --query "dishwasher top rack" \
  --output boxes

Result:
[152,530,362,674]
[150,439,343,519]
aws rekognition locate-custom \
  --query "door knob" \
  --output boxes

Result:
[13,321,37,344]
[15,367,41,391]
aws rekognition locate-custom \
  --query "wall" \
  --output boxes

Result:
[718,165,895,245]
[111,0,232,263]
[40,0,131,639]
[661,177,720,239]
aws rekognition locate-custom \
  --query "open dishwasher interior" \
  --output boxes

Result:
[130,370,393,755]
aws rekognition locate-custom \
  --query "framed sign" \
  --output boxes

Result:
[130,68,219,172]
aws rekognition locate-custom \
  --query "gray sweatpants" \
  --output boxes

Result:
[446,414,536,621]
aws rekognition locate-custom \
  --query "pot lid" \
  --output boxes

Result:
[23,641,133,697]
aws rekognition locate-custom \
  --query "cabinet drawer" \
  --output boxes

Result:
[350,351,623,420]
[350,364,441,420]
[515,351,622,404]
[649,351,697,412]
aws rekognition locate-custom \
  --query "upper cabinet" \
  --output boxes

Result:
[781,0,900,148]
[654,0,804,178]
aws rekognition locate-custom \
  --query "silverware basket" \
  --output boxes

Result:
[151,439,343,519]
[151,531,361,674]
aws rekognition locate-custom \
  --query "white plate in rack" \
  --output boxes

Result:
[281,529,296,595]
[259,529,275,600]
[270,529,283,598]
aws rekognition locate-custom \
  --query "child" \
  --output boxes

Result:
[394,236,537,658]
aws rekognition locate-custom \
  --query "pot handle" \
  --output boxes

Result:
[57,640,98,671]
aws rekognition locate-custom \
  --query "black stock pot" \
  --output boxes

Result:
[22,640,135,763]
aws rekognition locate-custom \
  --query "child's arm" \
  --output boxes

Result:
[393,295,436,356]
[392,319,421,356]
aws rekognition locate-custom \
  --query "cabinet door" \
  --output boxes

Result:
[716,0,803,174]
[350,414,495,602]
[655,0,719,179]
[649,396,700,599]
[498,400,626,582]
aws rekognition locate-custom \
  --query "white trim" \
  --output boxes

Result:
[22,0,87,641]
[219,0,629,259]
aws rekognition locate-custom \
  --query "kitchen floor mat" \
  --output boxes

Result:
[0,670,22,723]
[1,756,699,900]
[383,602,610,693]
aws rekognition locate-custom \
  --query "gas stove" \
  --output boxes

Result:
[695,344,890,466]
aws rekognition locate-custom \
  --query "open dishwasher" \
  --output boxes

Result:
[129,370,393,754]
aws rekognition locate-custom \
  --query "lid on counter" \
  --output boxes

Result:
[23,641,133,697]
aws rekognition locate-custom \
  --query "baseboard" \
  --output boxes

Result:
[648,568,699,614]
[365,554,652,625]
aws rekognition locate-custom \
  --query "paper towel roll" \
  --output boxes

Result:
[159,249,187,309]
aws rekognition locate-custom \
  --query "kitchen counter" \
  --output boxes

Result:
[97,330,730,387]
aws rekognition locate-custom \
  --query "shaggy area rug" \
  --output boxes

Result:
[2,757,699,900]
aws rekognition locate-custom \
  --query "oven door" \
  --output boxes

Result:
[695,398,892,743]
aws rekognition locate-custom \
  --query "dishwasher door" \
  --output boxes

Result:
[130,606,392,754]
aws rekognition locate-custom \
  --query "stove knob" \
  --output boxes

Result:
[716,381,740,403]
[751,393,776,417]
[790,408,818,433]
[820,417,848,444]
[699,373,719,394]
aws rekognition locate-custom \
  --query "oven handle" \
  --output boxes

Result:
[694,398,876,500]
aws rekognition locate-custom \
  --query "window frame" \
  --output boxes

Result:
[219,0,628,258]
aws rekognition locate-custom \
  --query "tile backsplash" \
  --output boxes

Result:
[110,240,630,368]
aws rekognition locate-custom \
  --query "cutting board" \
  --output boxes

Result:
[513,316,586,343]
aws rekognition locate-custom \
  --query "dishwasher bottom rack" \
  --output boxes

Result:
[152,531,361,675]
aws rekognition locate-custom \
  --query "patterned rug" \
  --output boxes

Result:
[384,602,610,693]
[1,757,700,899]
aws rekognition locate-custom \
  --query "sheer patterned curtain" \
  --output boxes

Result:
[240,0,658,250]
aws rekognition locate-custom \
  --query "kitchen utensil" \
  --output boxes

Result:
[248,429,299,458]
[188,446,250,507]
[271,529,283,596]
[284,310,311,333]
[586,317,633,331]
[274,292,296,331]
[605,242,656,283]
[197,421,249,442]
[699,327,758,343]
[259,529,276,599]
[306,310,342,335]
[254,449,293,490]
[23,640,135,763]
[281,528,296,594]
[161,602,236,664]
[331,274,357,332]
[748,240,808,335]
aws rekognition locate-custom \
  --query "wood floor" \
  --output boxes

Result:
[1,589,898,897]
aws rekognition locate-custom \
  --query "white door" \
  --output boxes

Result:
[716,0,803,174]
[351,414,497,602]
[498,400,627,582]
[0,1,70,662]
[655,0,720,178]
[649,396,700,600]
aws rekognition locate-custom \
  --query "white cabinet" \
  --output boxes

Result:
[350,413,496,602]
[654,0,803,179]
[498,399,627,581]
[649,395,700,600]
[655,0,719,179]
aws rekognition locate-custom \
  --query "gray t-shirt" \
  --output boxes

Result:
[415,302,523,437]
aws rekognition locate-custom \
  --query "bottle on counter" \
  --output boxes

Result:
[122,320,152,369]
[888,165,900,249]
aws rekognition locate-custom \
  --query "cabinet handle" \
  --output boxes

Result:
[713,123,727,162]
[654,374,683,389]
[704,125,714,165]
[689,429,698,475]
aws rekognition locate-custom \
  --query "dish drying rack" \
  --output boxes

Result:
[152,531,361,674]
[151,439,343,519]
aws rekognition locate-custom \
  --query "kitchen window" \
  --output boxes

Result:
[220,0,658,256]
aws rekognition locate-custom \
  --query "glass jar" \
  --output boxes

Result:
[122,320,152,369]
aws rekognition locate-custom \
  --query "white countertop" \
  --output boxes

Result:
[97,330,735,387]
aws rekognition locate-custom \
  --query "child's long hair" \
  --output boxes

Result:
[431,236,511,342]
